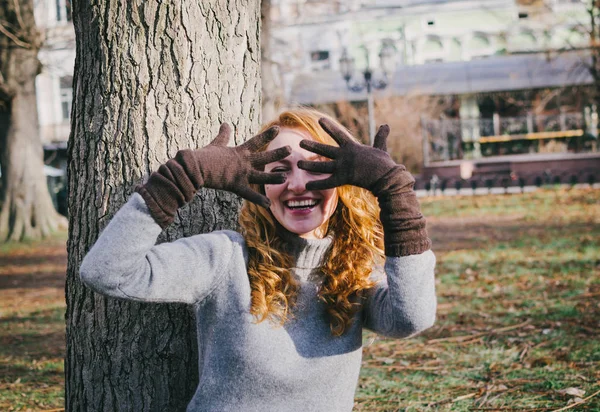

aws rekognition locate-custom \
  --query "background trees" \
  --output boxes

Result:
[65,1,261,409]
[0,0,66,241]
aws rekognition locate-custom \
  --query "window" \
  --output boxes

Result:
[512,30,537,50]
[468,34,493,59]
[60,76,73,121]
[56,0,72,22]
[309,50,330,71]
[427,20,435,26]
[518,12,528,19]
[310,51,329,62]
[421,36,445,63]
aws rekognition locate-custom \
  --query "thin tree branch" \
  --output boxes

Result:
[550,388,600,412]
[533,89,562,114]
[0,18,18,33]
[0,21,30,49]
[12,0,26,32]
[0,84,13,102]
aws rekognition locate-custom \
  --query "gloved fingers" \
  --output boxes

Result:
[305,176,340,191]
[373,124,390,152]
[297,159,336,174]
[236,186,271,208]
[249,146,291,167]
[318,117,352,147]
[248,170,287,185]
[241,126,280,152]
[209,123,232,146]
[299,139,338,159]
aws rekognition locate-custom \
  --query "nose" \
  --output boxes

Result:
[286,167,309,193]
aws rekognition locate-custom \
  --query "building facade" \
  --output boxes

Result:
[269,0,589,102]
[35,0,75,147]
[35,0,594,162]
[266,0,597,187]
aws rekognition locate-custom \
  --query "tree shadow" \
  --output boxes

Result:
[0,252,66,290]
[429,220,597,252]
[0,329,65,360]
[1,362,64,385]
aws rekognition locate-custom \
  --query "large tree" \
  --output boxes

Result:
[66,0,261,410]
[0,0,66,241]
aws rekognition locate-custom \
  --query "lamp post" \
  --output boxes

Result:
[339,44,396,144]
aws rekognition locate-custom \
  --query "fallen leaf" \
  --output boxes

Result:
[557,387,586,397]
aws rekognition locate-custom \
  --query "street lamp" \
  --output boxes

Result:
[339,44,396,144]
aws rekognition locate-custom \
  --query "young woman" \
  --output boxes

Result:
[80,108,436,411]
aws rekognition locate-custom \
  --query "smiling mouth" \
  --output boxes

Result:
[285,199,320,210]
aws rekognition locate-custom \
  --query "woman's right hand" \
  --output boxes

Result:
[136,124,291,228]
[185,123,291,206]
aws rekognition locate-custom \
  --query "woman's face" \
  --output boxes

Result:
[264,127,338,239]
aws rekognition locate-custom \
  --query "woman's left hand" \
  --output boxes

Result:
[297,117,398,194]
[300,118,430,257]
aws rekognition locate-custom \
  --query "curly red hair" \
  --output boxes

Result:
[238,108,385,335]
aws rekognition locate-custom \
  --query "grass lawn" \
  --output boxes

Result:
[0,188,598,411]
[356,188,600,411]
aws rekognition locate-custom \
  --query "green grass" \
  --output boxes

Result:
[420,187,598,223]
[356,188,600,411]
[1,188,599,411]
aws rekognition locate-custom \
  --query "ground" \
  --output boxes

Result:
[356,188,600,411]
[0,232,67,411]
[0,188,598,411]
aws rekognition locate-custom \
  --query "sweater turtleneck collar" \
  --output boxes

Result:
[277,227,333,270]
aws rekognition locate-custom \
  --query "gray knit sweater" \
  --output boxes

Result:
[80,193,437,412]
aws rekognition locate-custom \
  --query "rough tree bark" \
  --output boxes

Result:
[0,0,67,241]
[66,1,261,410]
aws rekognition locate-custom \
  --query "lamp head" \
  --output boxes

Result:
[339,49,355,80]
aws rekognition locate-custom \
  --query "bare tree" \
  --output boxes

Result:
[316,95,451,173]
[581,0,600,108]
[0,0,67,241]
[314,100,370,143]
[66,0,261,409]
[376,94,453,172]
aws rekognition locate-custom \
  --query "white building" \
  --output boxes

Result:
[33,0,590,143]
[35,0,75,146]
[267,0,589,105]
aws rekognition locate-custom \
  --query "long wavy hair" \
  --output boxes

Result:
[238,108,385,336]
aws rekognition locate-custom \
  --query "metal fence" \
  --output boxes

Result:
[416,167,598,194]
[422,113,589,163]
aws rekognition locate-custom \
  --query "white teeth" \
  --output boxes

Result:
[286,199,318,208]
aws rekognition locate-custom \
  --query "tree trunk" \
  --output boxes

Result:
[66,1,261,410]
[0,0,66,241]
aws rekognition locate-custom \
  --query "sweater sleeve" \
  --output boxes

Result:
[79,193,242,304]
[362,250,437,338]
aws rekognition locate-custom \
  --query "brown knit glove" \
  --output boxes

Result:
[297,118,431,257]
[136,124,291,228]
